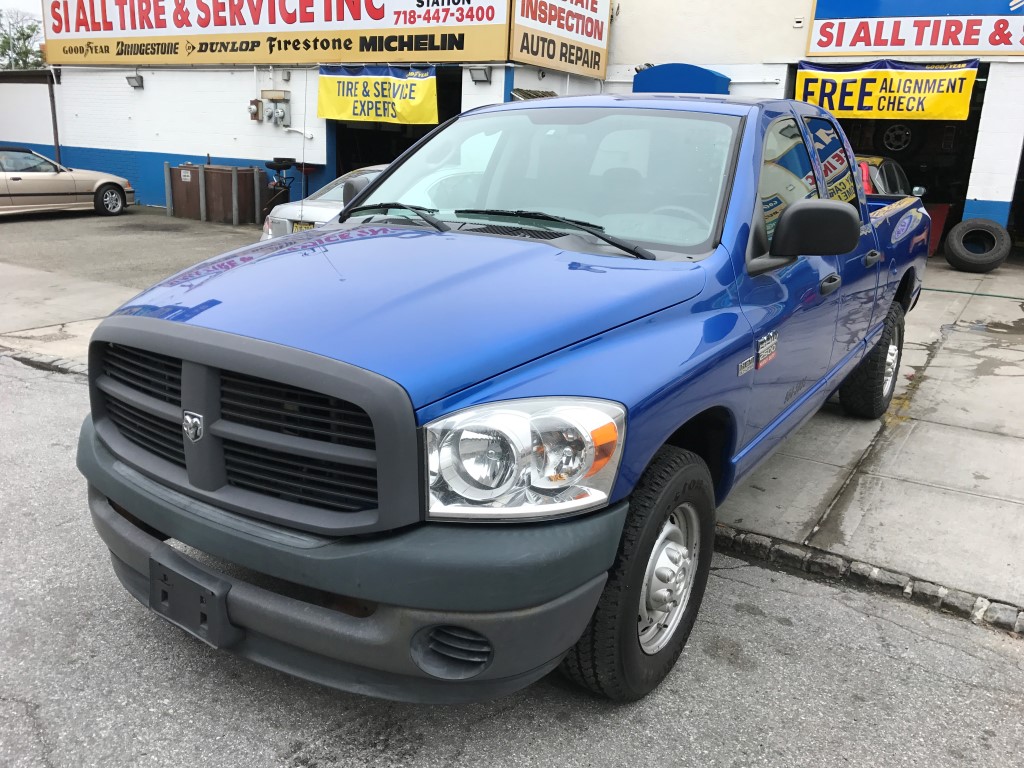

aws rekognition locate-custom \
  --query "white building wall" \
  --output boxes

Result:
[461,66,510,112]
[0,83,54,146]
[608,0,811,69]
[56,67,327,165]
[964,62,1024,222]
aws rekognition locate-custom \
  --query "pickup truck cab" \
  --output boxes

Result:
[77,95,929,703]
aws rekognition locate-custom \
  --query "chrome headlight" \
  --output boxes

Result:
[425,398,626,520]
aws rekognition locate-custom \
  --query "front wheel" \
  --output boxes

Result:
[839,302,905,419]
[95,184,126,216]
[561,446,715,701]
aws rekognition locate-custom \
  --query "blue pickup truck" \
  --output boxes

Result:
[77,95,929,703]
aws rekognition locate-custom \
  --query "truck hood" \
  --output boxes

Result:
[119,225,707,407]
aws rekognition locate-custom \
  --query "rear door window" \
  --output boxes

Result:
[804,117,859,208]
[0,151,56,173]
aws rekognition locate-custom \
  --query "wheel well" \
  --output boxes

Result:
[662,407,735,504]
[894,269,915,313]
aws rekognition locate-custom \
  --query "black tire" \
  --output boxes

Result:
[94,184,126,216]
[943,219,1011,273]
[839,302,905,419]
[561,446,715,701]
[873,121,926,159]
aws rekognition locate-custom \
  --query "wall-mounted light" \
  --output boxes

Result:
[468,66,492,84]
[126,74,144,89]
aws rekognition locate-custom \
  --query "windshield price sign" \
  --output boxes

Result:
[43,0,509,65]
[809,0,1024,55]
[510,0,610,78]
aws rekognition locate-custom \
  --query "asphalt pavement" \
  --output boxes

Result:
[2,210,1024,766]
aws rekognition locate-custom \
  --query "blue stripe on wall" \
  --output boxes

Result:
[0,141,335,209]
[814,0,1024,20]
[962,199,1012,227]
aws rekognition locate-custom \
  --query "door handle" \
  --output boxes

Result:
[819,273,842,296]
[864,250,883,267]
[10,176,21,182]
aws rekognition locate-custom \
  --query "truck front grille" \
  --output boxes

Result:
[95,342,385,529]
[220,371,375,449]
[101,343,181,405]
[224,441,378,513]
[103,395,186,468]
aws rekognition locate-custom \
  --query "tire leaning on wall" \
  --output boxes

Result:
[943,218,1012,274]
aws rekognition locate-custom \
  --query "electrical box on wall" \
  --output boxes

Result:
[248,98,263,121]
[259,90,291,128]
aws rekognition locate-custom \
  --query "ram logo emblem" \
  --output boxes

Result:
[182,411,204,443]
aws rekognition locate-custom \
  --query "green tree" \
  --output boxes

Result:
[0,11,44,70]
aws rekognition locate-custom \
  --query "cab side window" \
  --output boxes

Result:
[804,117,859,208]
[759,119,818,244]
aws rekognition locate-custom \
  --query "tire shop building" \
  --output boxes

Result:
[1,0,1022,256]
[0,0,614,212]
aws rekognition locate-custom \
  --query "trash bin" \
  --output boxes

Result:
[170,165,201,220]
[169,164,264,225]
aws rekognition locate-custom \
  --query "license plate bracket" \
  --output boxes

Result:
[148,547,243,649]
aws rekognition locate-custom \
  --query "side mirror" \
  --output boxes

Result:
[911,186,926,197]
[770,199,861,258]
[342,175,371,205]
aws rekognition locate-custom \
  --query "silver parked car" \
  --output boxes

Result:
[261,165,386,240]
[0,146,135,216]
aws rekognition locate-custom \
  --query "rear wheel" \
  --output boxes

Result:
[561,446,715,701]
[95,184,125,216]
[839,302,904,419]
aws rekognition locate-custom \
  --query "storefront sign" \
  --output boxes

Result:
[317,65,437,123]
[509,0,610,78]
[43,0,509,65]
[797,59,978,120]
[809,0,1024,56]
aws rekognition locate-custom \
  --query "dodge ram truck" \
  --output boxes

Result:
[77,95,930,703]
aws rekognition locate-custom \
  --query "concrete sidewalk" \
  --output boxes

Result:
[0,207,257,366]
[720,254,1024,624]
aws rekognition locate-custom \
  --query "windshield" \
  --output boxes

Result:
[356,107,741,255]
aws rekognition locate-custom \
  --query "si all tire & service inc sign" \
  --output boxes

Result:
[809,0,1024,56]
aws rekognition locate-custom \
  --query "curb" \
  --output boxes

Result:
[2,351,88,376]
[715,524,1024,637]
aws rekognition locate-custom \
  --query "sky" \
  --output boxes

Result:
[1,0,44,20]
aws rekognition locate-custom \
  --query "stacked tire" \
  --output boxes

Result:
[944,218,1011,274]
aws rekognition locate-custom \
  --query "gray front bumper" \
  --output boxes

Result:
[80,418,628,703]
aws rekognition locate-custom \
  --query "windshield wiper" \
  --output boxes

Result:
[343,202,449,232]
[454,208,655,260]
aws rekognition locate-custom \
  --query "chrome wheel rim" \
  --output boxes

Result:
[638,503,700,655]
[882,338,899,397]
[103,189,122,213]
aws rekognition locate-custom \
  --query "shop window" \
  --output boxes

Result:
[759,118,818,243]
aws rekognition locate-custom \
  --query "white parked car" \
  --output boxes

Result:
[261,165,386,240]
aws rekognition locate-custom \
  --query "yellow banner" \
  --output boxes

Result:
[318,66,438,124]
[44,25,509,66]
[796,60,978,120]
